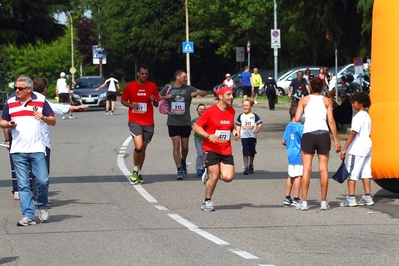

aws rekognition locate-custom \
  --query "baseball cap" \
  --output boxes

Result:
[60,72,66,77]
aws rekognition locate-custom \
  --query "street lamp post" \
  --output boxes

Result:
[66,12,76,83]
[185,0,191,85]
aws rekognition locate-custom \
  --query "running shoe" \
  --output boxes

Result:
[176,169,183,180]
[201,168,208,184]
[62,116,65,120]
[39,209,49,222]
[243,167,249,175]
[357,195,374,206]
[291,198,301,207]
[248,164,254,174]
[17,217,36,226]
[129,170,139,184]
[339,196,357,207]
[69,115,75,119]
[111,111,114,116]
[181,160,187,177]
[320,201,330,210]
[105,112,108,115]
[201,200,215,212]
[136,174,144,184]
[284,198,292,205]
[13,191,19,201]
[296,200,309,211]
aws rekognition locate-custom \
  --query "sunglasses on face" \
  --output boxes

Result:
[14,87,28,91]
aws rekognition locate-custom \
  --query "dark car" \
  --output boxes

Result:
[213,69,273,98]
[71,76,107,108]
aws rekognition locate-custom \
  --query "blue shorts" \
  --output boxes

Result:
[241,138,257,157]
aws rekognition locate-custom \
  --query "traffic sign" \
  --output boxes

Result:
[236,47,245,62]
[182,42,194,53]
[246,41,251,53]
[271,29,281,49]
[353,57,363,74]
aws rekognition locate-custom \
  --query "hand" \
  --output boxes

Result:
[34,112,44,121]
[335,142,342,153]
[149,95,156,102]
[9,121,17,129]
[340,150,346,160]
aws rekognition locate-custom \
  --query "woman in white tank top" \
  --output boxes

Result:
[223,73,235,89]
[293,77,341,211]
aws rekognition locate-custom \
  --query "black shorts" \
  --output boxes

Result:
[241,138,257,157]
[107,91,117,101]
[204,151,234,168]
[128,122,155,143]
[253,86,260,94]
[58,93,70,103]
[242,86,252,97]
[168,125,192,138]
[301,131,331,154]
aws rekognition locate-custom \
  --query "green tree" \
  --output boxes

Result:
[0,0,72,47]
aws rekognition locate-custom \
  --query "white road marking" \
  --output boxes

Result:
[117,136,271,262]
[155,205,169,211]
[229,249,259,259]
[169,214,230,246]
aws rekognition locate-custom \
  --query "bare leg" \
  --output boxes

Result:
[293,176,302,198]
[286,177,294,197]
[171,136,182,168]
[205,162,235,199]
[133,135,146,170]
[301,151,314,201]
[361,178,371,194]
[105,100,110,112]
[317,153,330,201]
[243,156,248,167]
[111,100,115,112]
[181,137,189,161]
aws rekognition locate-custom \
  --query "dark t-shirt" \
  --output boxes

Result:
[289,78,309,95]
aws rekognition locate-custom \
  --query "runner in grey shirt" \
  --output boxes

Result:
[159,69,207,180]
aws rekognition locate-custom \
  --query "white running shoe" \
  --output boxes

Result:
[320,201,330,210]
[39,209,49,222]
[339,196,357,207]
[201,200,215,211]
[13,191,19,201]
[296,200,309,211]
[357,195,374,206]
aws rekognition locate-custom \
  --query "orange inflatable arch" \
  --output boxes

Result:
[370,0,399,192]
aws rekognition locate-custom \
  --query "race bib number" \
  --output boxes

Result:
[171,102,185,115]
[215,130,231,143]
[132,103,147,114]
[242,120,255,130]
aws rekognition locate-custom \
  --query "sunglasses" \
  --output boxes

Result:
[14,86,28,91]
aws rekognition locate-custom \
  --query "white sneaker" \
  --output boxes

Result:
[320,201,330,210]
[62,116,65,120]
[13,191,19,201]
[69,116,75,119]
[254,101,258,104]
[201,200,215,211]
[339,196,357,207]
[105,112,108,115]
[357,195,374,206]
[110,111,114,115]
[296,200,309,211]
[39,209,49,222]
[17,217,36,226]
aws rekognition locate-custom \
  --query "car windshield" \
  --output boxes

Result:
[75,78,104,89]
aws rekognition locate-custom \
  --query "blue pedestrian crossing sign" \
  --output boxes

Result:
[182,42,194,53]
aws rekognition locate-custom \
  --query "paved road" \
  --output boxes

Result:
[1,96,399,266]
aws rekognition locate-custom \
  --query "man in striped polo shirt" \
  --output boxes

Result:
[1,76,55,226]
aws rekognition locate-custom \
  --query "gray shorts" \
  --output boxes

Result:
[128,122,155,143]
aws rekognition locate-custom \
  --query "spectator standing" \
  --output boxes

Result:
[264,73,278,110]
[240,66,253,98]
[159,69,207,180]
[193,84,240,211]
[55,72,74,120]
[333,93,353,128]
[95,73,120,115]
[251,68,263,104]
[339,92,374,207]
[289,85,305,120]
[304,68,311,82]
[223,73,235,89]
[191,104,206,176]
[0,76,56,226]
[236,98,262,175]
[287,71,311,97]
[282,107,304,207]
[121,65,160,184]
[294,77,341,211]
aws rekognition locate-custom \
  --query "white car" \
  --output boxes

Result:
[275,66,321,95]
[328,64,363,92]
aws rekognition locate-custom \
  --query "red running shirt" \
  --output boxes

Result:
[195,104,235,155]
[121,80,160,126]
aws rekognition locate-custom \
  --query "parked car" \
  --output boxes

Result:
[212,69,273,98]
[328,64,367,94]
[275,66,321,95]
[71,76,107,108]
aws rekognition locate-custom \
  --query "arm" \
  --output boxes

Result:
[193,123,211,140]
[191,89,207,98]
[254,123,262,134]
[281,139,286,146]
[95,82,107,91]
[340,130,356,159]
[39,115,56,126]
[326,98,341,153]
[121,100,139,110]
[287,85,292,98]
[293,97,305,122]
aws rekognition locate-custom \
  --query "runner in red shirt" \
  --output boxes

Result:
[121,65,160,184]
[193,84,240,211]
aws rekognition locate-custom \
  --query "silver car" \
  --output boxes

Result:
[71,76,107,108]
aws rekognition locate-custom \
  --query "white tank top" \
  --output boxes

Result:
[56,78,68,93]
[224,79,234,88]
[303,95,329,133]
